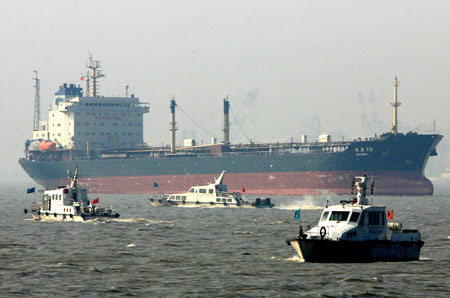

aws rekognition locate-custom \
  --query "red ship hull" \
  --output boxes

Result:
[34,170,434,196]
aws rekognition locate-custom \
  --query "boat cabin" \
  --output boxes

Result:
[40,186,90,215]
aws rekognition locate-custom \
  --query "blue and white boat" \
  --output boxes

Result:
[286,174,424,262]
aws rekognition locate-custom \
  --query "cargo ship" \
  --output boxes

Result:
[19,58,442,195]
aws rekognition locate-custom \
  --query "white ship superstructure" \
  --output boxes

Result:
[32,57,149,151]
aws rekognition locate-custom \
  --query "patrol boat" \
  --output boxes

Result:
[24,168,120,221]
[286,174,424,262]
[149,171,274,208]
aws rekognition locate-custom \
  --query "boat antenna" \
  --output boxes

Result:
[391,76,401,134]
[33,70,40,131]
[70,167,79,188]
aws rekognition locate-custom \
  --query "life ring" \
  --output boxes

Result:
[54,213,57,217]
[320,227,327,238]
[196,201,200,205]
[210,202,214,205]
[223,201,227,206]
[45,212,48,216]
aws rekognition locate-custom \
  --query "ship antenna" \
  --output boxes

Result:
[33,70,40,131]
[391,76,401,134]
[170,95,177,153]
[223,96,230,145]
[86,54,105,97]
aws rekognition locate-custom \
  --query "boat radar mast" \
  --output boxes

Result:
[391,76,401,135]
[86,55,105,97]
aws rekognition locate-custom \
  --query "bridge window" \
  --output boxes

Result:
[189,188,194,193]
[367,212,384,225]
[321,211,329,221]
[209,189,214,194]
[329,211,350,222]
[349,212,360,222]
[199,189,206,193]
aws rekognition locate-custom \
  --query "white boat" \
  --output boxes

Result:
[149,171,274,208]
[286,174,424,262]
[24,167,120,221]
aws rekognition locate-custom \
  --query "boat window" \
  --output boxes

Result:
[368,212,385,225]
[222,198,226,202]
[182,196,186,200]
[189,188,194,193]
[176,195,180,200]
[329,211,350,222]
[368,212,378,225]
[209,189,214,194]
[321,211,329,221]
[227,199,232,202]
[199,189,206,194]
[169,195,174,200]
[349,212,360,222]
[216,198,221,202]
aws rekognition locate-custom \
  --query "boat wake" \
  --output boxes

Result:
[84,217,172,225]
[277,196,324,210]
[285,255,304,262]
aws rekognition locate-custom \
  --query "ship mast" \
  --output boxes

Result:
[86,55,105,97]
[391,76,401,134]
[33,70,40,131]
[170,96,177,153]
[223,96,230,145]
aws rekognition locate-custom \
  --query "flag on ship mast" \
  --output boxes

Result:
[91,198,99,204]
[27,187,35,194]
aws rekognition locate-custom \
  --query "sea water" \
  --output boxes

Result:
[1,182,449,297]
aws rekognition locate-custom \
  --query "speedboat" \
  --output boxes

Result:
[24,167,120,221]
[149,171,274,208]
[286,174,424,262]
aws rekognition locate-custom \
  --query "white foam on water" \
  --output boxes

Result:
[127,243,136,248]
[233,231,252,234]
[285,255,304,262]
[277,196,325,210]
[114,218,172,225]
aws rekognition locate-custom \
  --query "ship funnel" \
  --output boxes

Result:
[170,96,177,153]
[223,96,230,145]
[391,76,401,134]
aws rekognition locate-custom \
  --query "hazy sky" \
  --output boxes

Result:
[1,0,449,183]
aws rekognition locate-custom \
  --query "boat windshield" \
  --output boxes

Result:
[321,211,329,221]
[349,211,360,222]
[329,211,350,222]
